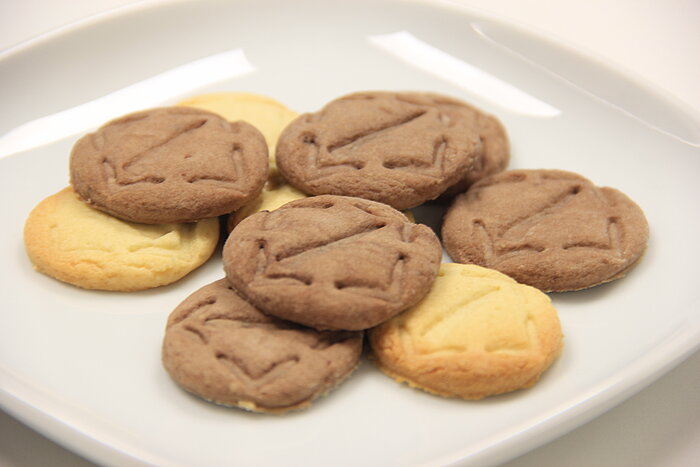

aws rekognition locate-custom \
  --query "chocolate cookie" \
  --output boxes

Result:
[226,181,307,232]
[275,91,481,210]
[70,107,268,224]
[441,108,510,197]
[223,195,442,330]
[162,279,362,414]
[442,169,649,292]
[177,92,299,183]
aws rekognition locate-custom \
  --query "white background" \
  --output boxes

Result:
[1,0,699,466]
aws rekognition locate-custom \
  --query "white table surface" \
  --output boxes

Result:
[1,1,699,466]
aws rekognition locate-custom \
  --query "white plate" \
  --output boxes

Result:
[1,1,699,466]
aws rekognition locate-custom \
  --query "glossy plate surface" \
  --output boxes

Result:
[1,1,699,466]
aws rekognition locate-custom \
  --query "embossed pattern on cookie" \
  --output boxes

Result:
[275,92,482,210]
[442,169,649,292]
[223,195,442,331]
[162,279,363,414]
[70,107,268,224]
[440,107,510,197]
[369,263,563,400]
[176,91,299,183]
[23,187,220,291]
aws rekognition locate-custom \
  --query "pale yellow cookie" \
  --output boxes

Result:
[177,92,298,176]
[24,187,220,291]
[369,263,563,399]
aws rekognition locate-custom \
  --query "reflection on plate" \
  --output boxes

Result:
[1,1,699,466]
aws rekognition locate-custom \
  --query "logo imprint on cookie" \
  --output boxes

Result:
[248,202,420,302]
[399,285,538,356]
[472,177,623,261]
[97,114,246,191]
[299,109,453,182]
[175,294,351,388]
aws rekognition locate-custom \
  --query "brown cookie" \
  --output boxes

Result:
[223,195,442,330]
[441,107,510,197]
[442,169,649,292]
[70,107,268,224]
[162,279,363,414]
[275,91,481,210]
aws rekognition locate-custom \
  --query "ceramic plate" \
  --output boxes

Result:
[1,1,699,466]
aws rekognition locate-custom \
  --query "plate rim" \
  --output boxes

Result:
[1,1,699,466]
[4,0,698,139]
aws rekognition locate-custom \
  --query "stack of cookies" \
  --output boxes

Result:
[24,105,272,291]
[164,193,443,413]
[23,89,649,414]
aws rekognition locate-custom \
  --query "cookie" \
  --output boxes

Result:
[227,185,419,232]
[441,107,510,197]
[70,106,268,224]
[177,92,298,179]
[226,179,307,232]
[442,169,649,292]
[162,279,362,414]
[23,187,219,291]
[223,195,442,330]
[369,263,563,400]
[275,91,481,210]
[177,92,306,232]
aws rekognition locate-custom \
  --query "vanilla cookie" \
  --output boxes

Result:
[442,169,649,292]
[70,106,268,224]
[23,187,219,291]
[275,91,481,210]
[369,263,563,400]
[162,279,363,414]
[223,195,442,330]
[177,92,298,178]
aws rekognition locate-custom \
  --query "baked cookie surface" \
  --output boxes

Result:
[369,263,563,400]
[442,169,649,292]
[227,180,307,231]
[23,187,219,291]
[177,92,298,178]
[162,279,363,414]
[275,91,481,210]
[70,106,268,224]
[223,195,442,330]
[177,92,308,232]
[442,108,510,197]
